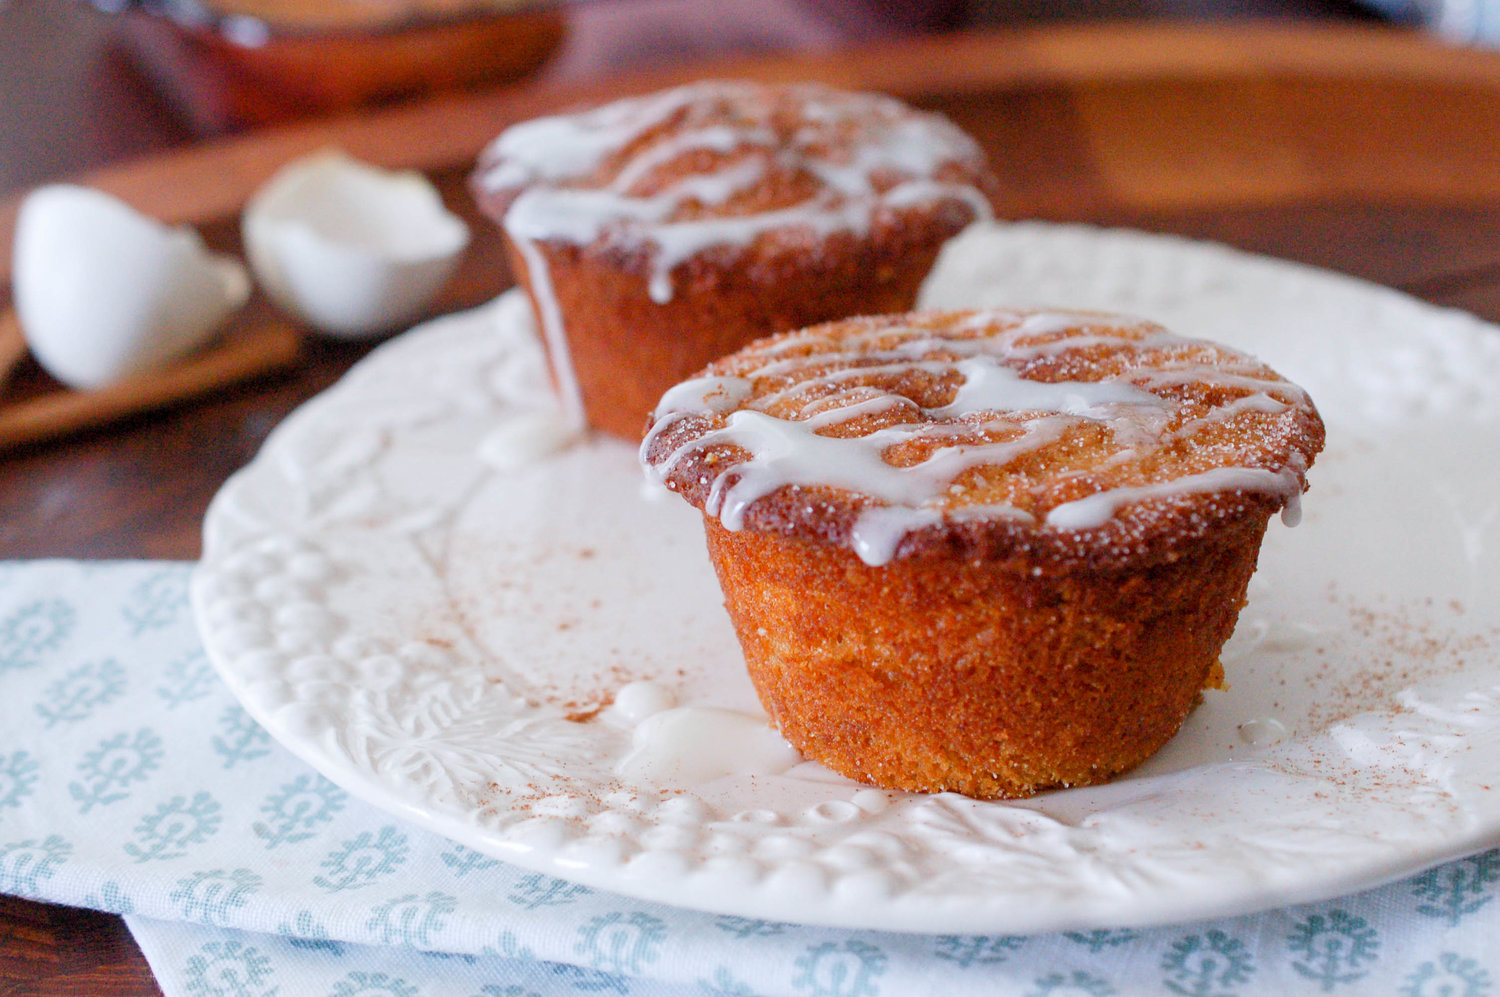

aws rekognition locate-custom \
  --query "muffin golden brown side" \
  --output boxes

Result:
[640,308,1325,799]
[471,80,1002,440]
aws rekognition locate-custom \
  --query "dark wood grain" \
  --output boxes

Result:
[4,11,1500,996]
[0,898,160,997]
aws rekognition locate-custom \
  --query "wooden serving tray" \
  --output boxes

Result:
[3,20,1500,451]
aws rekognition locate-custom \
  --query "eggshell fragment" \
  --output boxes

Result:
[12,185,251,389]
[243,151,470,338]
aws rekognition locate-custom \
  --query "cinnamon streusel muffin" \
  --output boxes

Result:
[472,80,1001,439]
[640,308,1325,799]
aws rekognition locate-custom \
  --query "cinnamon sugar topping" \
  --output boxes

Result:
[641,308,1326,565]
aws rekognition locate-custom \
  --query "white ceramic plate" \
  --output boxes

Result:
[193,222,1500,934]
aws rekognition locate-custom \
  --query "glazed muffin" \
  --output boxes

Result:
[472,80,1002,439]
[640,308,1325,799]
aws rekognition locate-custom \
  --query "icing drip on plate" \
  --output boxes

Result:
[641,308,1323,565]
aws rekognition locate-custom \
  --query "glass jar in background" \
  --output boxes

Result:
[96,0,566,132]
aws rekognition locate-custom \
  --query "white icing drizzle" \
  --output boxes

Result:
[934,356,1163,418]
[641,309,1318,565]
[607,126,776,192]
[691,409,1076,533]
[512,237,585,429]
[1045,466,1302,531]
[1134,367,1312,405]
[652,374,754,417]
[1170,392,1289,439]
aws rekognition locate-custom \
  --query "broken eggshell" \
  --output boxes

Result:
[12,185,251,389]
[243,151,469,339]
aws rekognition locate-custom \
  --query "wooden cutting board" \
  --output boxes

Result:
[3,20,1500,450]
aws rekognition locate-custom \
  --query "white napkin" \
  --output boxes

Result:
[2,559,1497,996]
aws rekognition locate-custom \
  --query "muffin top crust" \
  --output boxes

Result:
[473,80,1000,303]
[640,309,1326,568]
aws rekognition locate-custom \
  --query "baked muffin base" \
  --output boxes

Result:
[505,232,951,441]
[702,512,1268,799]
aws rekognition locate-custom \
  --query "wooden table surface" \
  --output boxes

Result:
[5,8,1500,994]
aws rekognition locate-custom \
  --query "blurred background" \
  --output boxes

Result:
[0,0,1469,195]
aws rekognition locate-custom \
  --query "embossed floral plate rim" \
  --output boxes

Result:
[193,222,1500,934]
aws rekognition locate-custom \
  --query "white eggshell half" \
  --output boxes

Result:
[243,151,470,339]
[12,185,251,390]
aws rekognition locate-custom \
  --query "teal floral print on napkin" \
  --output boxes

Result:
[577,912,668,978]
[1287,910,1381,991]
[543,962,630,994]
[69,728,164,812]
[156,651,217,709]
[329,969,419,997]
[0,599,74,672]
[181,939,277,997]
[277,908,345,956]
[792,940,887,997]
[440,844,501,878]
[487,930,536,963]
[0,750,39,811]
[171,868,264,925]
[366,891,457,948]
[1028,970,1115,996]
[36,658,126,726]
[83,879,135,915]
[1412,851,1500,926]
[1401,953,1493,997]
[254,774,347,849]
[507,873,591,910]
[315,827,411,893]
[1064,929,1142,952]
[125,791,223,862]
[0,833,72,896]
[714,916,787,939]
[212,705,272,768]
[934,934,1026,968]
[122,568,189,635]
[1162,929,1256,997]
[700,966,758,995]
